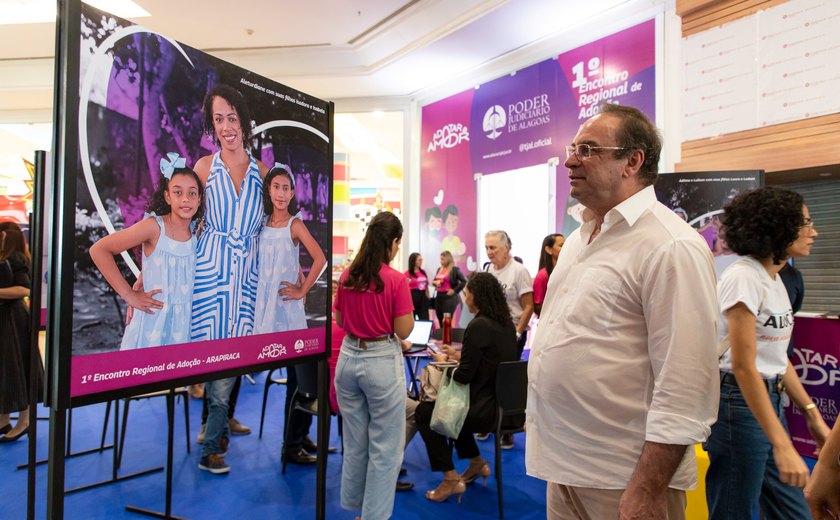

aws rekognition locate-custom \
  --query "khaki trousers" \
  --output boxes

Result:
[546,482,687,520]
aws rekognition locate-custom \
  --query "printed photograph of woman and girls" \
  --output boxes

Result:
[72,5,331,361]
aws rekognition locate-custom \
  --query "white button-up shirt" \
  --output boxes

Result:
[525,185,719,490]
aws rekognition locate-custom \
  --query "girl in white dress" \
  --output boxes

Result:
[90,153,202,350]
[254,165,326,334]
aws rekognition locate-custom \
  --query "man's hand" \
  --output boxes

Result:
[619,480,667,519]
[619,442,687,519]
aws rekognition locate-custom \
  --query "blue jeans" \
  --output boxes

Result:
[705,378,810,519]
[335,335,406,520]
[200,376,236,459]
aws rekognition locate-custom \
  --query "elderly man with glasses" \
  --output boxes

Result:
[525,104,719,520]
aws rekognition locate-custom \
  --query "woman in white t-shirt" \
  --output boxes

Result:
[484,230,533,358]
[705,186,829,519]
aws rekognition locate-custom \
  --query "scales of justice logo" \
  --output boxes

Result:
[483,105,506,140]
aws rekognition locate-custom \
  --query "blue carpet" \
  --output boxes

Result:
[1,370,546,519]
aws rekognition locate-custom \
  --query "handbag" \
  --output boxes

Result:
[419,361,457,402]
[430,367,470,438]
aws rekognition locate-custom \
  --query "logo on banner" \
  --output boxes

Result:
[258,343,286,360]
[295,339,305,353]
[427,123,470,152]
[506,94,551,133]
[793,347,840,386]
[483,105,506,139]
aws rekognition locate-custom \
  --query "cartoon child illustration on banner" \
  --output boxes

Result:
[440,203,466,268]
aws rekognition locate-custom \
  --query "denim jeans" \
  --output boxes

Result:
[200,376,236,459]
[335,335,406,520]
[705,378,810,519]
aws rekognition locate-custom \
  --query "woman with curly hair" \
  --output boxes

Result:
[414,272,519,503]
[705,186,828,519]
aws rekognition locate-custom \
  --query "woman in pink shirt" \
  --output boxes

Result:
[431,251,466,325]
[533,233,564,317]
[334,211,414,520]
[405,252,430,320]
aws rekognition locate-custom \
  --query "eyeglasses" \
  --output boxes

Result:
[801,218,815,228]
[565,143,627,160]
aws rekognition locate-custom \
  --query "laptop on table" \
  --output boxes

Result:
[404,320,434,354]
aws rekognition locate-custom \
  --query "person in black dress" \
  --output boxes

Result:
[414,272,518,503]
[0,223,41,442]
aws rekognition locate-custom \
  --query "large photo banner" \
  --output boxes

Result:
[420,19,655,274]
[654,170,763,276]
[68,4,331,398]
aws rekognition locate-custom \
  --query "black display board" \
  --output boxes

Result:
[46,1,333,517]
[655,170,763,276]
[50,1,332,407]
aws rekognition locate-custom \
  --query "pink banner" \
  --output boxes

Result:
[71,327,326,396]
[786,317,840,457]
[419,20,656,270]
[420,89,476,273]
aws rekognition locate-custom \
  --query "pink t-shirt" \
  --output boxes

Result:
[335,263,413,339]
[533,267,549,306]
[405,270,429,292]
[434,269,453,292]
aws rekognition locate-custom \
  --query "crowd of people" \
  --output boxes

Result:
[4,95,840,520]
[391,104,837,520]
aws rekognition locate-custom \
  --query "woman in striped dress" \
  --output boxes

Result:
[192,84,269,474]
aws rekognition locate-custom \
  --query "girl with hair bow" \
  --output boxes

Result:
[90,153,204,350]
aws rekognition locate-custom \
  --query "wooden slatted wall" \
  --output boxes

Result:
[676,0,840,176]
[677,0,789,36]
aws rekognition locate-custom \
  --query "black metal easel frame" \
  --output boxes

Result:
[124,389,185,520]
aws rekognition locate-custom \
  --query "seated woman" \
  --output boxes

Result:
[414,272,518,503]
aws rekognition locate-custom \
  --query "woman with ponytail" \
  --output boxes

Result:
[334,211,414,520]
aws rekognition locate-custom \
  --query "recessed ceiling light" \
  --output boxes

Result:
[818,172,832,177]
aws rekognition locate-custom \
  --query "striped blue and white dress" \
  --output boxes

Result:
[191,152,263,342]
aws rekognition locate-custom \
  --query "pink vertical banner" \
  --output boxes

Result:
[420,90,476,274]
[787,317,840,457]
